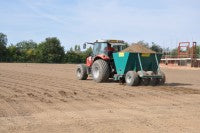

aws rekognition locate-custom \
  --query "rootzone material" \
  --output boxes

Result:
[121,44,156,53]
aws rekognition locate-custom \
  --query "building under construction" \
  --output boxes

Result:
[161,42,200,67]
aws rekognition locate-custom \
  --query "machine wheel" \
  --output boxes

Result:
[158,71,166,85]
[137,71,149,86]
[92,59,110,83]
[76,64,88,80]
[149,78,158,86]
[125,71,139,86]
[140,78,150,86]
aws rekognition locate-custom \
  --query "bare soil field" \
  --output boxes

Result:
[0,63,200,133]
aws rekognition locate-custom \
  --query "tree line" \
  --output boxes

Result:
[0,33,92,63]
[0,32,199,63]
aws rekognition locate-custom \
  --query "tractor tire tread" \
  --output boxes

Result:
[92,60,110,82]
[76,64,88,80]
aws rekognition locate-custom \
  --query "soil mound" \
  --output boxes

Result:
[121,44,156,53]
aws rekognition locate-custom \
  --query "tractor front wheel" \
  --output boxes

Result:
[76,64,88,80]
[92,60,110,83]
[125,71,139,86]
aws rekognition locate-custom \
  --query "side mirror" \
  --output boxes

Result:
[83,43,86,49]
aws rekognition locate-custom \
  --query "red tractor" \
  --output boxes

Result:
[76,39,127,82]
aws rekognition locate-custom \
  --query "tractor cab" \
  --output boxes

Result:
[83,40,127,67]
[84,39,127,58]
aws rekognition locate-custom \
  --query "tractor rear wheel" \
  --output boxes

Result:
[76,64,88,80]
[125,71,139,86]
[92,59,110,83]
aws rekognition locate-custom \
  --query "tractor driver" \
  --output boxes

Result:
[105,43,115,57]
[106,43,115,52]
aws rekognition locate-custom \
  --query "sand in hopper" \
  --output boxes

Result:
[121,44,156,53]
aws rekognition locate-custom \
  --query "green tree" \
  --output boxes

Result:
[69,47,73,52]
[7,45,18,62]
[85,47,92,56]
[135,41,149,48]
[36,37,65,63]
[16,40,37,50]
[15,40,37,62]
[74,45,81,52]
[65,45,82,63]
[80,47,92,62]
[65,46,92,63]
[170,48,178,57]
[150,42,163,53]
[0,33,8,61]
[65,51,82,63]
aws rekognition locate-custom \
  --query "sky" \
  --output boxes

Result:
[0,0,200,50]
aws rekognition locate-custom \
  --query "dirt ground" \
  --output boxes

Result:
[0,63,200,133]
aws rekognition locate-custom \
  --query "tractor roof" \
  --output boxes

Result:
[83,39,127,47]
[95,39,125,43]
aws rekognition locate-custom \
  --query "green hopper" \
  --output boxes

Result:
[112,52,165,86]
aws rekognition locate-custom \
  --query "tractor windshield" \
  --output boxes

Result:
[93,42,108,56]
[92,42,127,56]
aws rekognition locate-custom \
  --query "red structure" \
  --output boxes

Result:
[161,41,199,67]
[178,42,190,58]
[178,42,197,58]
[191,42,197,59]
